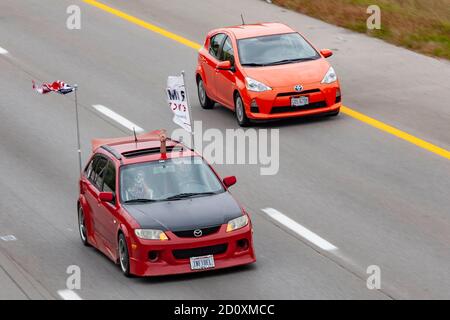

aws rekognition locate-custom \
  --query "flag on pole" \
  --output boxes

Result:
[32,80,75,95]
[166,75,192,133]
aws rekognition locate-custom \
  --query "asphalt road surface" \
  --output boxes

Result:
[0,0,449,300]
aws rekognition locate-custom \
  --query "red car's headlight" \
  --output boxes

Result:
[135,229,169,240]
[226,215,249,232]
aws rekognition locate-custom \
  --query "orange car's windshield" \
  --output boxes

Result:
[238,32,319,67]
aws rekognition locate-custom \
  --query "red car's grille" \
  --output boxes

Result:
[172,244,228,259]
[173,225,221,238]
[270,101,327,114]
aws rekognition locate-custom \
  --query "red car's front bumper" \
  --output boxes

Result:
[242,83,341,120]
[128,224,256,277]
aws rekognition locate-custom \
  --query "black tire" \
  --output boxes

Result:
[78,206,90,247]
[118,233,131,277]
[197,77,215,109]
[329,109,340,117]
[235,93,250,127]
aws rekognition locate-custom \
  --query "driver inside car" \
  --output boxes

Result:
[124,169,153,201]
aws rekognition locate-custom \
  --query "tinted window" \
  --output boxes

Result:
[220,36,234,63]
[238,32,319,66]
[120,157,224,202]
[102,162,116,193]
[209,33,226,59]
[88,156,101,181]
[84,157,95,178]
[91,157,107,189]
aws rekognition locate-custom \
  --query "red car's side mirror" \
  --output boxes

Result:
[223,176,237,188]
[216,60,232,70]
[320,49,333,58]
[99,192,114,202]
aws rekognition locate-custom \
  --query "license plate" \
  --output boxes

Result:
[190,255,215,270]
[291,96,309,107]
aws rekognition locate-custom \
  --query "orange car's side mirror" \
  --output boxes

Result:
[216,60,232,70]
[320,49,333,58]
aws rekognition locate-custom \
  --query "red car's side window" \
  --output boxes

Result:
[86,155,108,191]
[102,162,116,193]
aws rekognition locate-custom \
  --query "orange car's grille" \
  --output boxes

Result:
[276,89,321,97]
[270,101,327,114]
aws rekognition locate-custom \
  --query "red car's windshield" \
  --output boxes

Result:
[120,156,224,203]
[238,32,319,67]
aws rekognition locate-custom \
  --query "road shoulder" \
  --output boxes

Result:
[0,248,54,300]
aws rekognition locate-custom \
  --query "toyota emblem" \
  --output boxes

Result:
[294,85,303,92]
[193,229,203,237]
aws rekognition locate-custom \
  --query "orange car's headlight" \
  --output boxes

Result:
[321,66,337,84]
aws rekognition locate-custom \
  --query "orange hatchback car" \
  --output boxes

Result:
[196,23,341,126]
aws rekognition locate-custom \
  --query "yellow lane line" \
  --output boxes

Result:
[83,0,201,50]
[341,106,450,159]
[83,0,450,161]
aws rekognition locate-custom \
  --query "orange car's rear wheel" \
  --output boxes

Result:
[197,77,215,109]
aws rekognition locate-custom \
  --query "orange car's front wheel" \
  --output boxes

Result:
[235,93,250,127]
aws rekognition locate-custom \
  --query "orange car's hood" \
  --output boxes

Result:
[242,58,330,87]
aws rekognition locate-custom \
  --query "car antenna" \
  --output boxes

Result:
[241,14,245,25]
[133,127,138,147]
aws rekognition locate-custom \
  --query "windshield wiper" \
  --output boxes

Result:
[265,57,316,66]
[164,192,217,201]
[124,198,158,204]
[241,62,267,67]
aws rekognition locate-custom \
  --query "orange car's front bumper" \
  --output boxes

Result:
[242,83,341,120]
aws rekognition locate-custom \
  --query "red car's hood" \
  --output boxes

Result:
[242,58,330,87]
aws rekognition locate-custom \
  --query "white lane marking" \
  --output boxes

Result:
[262,208,338,251]
[0,46,8,55]
[0,235,17,241]
[92,104,144,133]
[57,289,83,300]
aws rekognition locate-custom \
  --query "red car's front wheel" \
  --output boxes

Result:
[78,207,90,247]
[118,233,131,277]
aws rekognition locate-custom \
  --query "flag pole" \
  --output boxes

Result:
[181,70,194,150]
[73,84,82,174]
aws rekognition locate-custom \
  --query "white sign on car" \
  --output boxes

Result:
[167,75,192,133]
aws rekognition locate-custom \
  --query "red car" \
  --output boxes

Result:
[196,22,341,126]
[77,131,256,277]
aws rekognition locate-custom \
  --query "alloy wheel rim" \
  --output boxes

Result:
[119,238,128,272]
[198,80,206,105]
[236,98,244,122]
[78,209,87,242]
